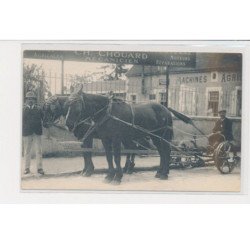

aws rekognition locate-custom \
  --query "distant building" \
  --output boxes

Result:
[45,53,242,117]
[82,79,127,100]
[125,53,242,117]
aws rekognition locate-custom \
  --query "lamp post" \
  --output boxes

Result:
[165,66,169,107]
[61,59,64,94]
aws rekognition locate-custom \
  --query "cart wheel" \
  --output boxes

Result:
[213,141,235,174]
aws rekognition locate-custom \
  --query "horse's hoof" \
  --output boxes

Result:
[159,174,168,180]
[84,171,92,177]
[83,168,94,177]
[81,169,87,175]
[127,169,133,174]
[123,167,128,173]
[114,173,123,180]
[104,178,113,183]
[112,173,123,184]
[155,172,161,178]
[104,174,115,183]
[112,179,121,185]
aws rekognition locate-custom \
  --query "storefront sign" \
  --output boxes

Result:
[24,50,196,68]
[221,73,241,82]
[176,75,208,84]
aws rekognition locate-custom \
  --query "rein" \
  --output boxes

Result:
[67,93,110,135]
[73,105,109,130]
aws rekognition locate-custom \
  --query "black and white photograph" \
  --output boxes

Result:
[1,2,250,250]
[21,46,242,191]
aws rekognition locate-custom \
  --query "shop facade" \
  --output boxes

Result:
[126,65,242,117]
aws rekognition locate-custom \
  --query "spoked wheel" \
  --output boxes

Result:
[213,141,235,174]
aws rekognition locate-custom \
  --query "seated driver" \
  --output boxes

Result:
[208,109,234,151]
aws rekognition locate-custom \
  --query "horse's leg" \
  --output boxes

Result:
[83,137,95,177]
[122,140,133,173]
[113,137,123,184]
[159,141,171,180]
[151,138,164,178]
[81,140,88,174]
[123,153,131,173]
[127,154,136,174]
[102,138,116,182]
[122,139,136,174]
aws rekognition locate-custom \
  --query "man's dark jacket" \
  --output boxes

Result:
[212,117,233,141]
[23,105,43,136]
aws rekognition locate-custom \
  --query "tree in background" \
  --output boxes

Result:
[23,63,51,104]
[114,64,128,79]
[99,64,129,80]
[69,64,129,87]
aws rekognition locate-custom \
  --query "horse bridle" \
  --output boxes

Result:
[66,93,110,133]
[44,97,63,125]
[66,94,88,132]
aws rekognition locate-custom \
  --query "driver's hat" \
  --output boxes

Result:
[25,91,37,99]
[218,109,226,114]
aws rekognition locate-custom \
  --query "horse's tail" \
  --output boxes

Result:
[158,105,174,142]
[151,103,174,142]
[164,109,174,142]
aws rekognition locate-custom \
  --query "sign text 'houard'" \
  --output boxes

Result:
[23,50,196,68]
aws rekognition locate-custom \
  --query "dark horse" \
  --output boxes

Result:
[65,87,173,183]
[42,95,141,176]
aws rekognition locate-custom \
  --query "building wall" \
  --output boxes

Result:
[127,70,242,117]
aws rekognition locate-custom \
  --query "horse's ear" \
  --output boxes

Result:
[74,83,83,95]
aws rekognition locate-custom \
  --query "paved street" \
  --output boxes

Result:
[21,155,241,192]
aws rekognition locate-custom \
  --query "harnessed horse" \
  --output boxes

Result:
[42,95,144,176]
[65,86,173,183]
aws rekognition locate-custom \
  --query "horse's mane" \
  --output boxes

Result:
[111,97,125,103]
[46,95,58,104]
[67,93,83,104]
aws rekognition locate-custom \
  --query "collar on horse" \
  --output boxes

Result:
[68,93,110,136]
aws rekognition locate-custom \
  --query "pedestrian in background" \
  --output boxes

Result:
[22,91,44,175]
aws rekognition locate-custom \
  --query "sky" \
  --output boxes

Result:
[23,58,114,76]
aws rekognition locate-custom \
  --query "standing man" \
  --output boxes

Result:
[22,91,44,175]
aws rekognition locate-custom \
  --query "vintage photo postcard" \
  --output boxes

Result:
[21,43,242,192]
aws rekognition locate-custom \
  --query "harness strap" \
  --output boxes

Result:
[106,96,113,116]
[81,113,111,142]
[129,104,135,126]
[108,114,203,160]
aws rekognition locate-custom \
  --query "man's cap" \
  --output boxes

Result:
[218,109,226,113]
[25,91,37,99]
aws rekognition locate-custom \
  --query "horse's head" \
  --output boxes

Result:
[65,85,85,132]
[42,95,64,128]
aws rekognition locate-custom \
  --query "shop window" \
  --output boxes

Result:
[208,91,219,116]
[114,93,126,100]
[236,89,242,116]
[179,85,196,115]
[159,93,166,106]
[149,94,156,100]
[131,94,137,104]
